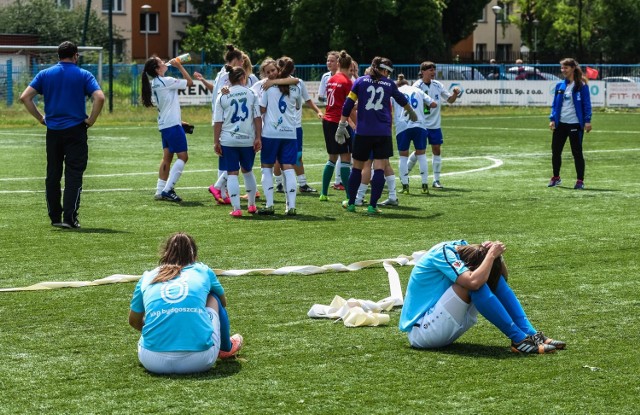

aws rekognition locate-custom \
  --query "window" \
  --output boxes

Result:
[172,41,182,59]
[478,7,487,22]
[102,0,124,13]
[497,44,512,62]
[171,0,190,15]
[496,2,512,23]
[475,44,487,61]
[56,0,72,9]
[140,13,159,34]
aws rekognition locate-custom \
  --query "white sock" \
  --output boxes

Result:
[418,154,429,184]
[261,167,274,207]
[284,169,297,209]
[334,159,342,185]
[227,174,241,210]
[407,151,417,172]
[243,171,257,206]
[214,171,228,198]
[399,156,409,185]
[386,175,397,200]
[156,179,167,196]
[356,183,368,204]
[162,159,185,193]
[297,174,307,187]
[432,155,442,181]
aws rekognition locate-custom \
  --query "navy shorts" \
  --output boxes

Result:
[396,127,427,152]
[260,137,298,165]
[426,128,444,145]
[220,146,256,172]
[160,124,188,153]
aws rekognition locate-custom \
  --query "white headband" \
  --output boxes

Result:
[379,64,394,73]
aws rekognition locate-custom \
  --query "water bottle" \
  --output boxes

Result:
[167,53,191,66]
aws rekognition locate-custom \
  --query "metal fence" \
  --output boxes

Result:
[2,61,640,107]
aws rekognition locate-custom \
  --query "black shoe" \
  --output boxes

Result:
[276,183,284,193]
[511,335,556,354]
[299,184,317,193]
[161,189,182,202]
[55,220,81,229]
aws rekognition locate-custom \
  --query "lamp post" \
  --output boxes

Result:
[533,18,539,63]
[141,4,151,59]
[492,5,502,61]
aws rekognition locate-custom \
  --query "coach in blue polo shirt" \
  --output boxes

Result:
[20,41,105,229]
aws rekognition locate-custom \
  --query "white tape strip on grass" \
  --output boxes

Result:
[0,251,428,295]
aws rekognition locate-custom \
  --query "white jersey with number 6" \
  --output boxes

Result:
[393,84,434,135]
[260,85,301,139]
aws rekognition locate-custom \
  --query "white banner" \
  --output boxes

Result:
[177,80,323,106]
[439,80,605,107]
[606,82,640,107]
[177,80,611,108]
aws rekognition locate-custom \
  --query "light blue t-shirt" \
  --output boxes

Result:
[130,262,225,352]
[399,240,469,332]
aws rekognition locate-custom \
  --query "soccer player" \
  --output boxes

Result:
[318,51,344,191]
[141,55,194,202]
[208,45,247,204]
[129,232,243,375]
[336,57,418,214]
[20,41,104,229]
[212,67,262,217]
[408,61,461,189]
[389,74,437,199]
[548,58,592,189]
[320,50,354,201]
[258,57,303,216]
[399,240,566,354]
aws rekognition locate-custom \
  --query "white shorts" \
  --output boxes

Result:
[408,286,478,349]
[138,307,221,374]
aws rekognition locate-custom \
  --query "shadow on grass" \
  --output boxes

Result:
[557,186,618,193]
[416,342,520,360]
[145,358,242,379]
[365,212,445,220]
[53,228,131,234]
[244,214,337,222]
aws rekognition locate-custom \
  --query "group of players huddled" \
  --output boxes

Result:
[141,45,460,216]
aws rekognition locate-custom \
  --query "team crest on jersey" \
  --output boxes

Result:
[160,277,189,304]
[452,260,464,271]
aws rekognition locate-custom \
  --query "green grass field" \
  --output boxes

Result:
[0,105,639,414]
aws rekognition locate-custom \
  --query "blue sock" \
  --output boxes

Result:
[370,169,385,207]
[213,294,232,352]
[493,276,537,335]
[469,284,527,343]
[348,168,362,205]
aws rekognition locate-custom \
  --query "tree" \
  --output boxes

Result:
[0,0,119,61]
[441,0,492,50]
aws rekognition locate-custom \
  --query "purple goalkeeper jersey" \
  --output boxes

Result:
[342,75,409,136]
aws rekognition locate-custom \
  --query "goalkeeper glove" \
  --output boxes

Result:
[335,121,349,144]
[405,107,418,122]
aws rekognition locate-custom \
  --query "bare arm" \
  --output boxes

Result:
[85,89,105,127]
[447,87,461,104]
[305,99,323,119]
[253,116,262,152]
[19,86,46,126]
[128,310,144,331]
[194,71,213,91]
[263,77,299,89]
[455,242,506,290]
[213,121,223,156]
[170,59,194,87]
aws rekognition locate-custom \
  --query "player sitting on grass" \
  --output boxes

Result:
[129,232,243,374]
[399,240,565,354]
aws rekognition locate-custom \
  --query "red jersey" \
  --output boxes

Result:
[323,72,353,123]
